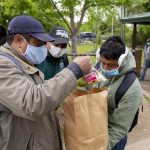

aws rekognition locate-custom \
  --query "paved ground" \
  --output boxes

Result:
[126,68,150,150]
[139,68,150,93]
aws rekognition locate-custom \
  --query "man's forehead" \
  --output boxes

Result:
[100,56,118,64]
[29,36,46,45]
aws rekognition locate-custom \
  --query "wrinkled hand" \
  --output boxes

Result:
[73,56,92,75]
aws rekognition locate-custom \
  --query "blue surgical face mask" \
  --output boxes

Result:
[22,41,47,65]
[101,65,119,78]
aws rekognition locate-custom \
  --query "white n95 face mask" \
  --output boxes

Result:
[49,47,67,58]
[59,48,67,56]
[49,47,61,58]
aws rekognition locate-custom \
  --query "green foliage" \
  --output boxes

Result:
[137,25,150,45]
[124,25,132,47]
[0,0,39,26]
[124,0,150,46]
[0,0,64,32]
[0,0,149,53]
[143,0,150,11]
[68,43,97,53]
[82,5,122,45]
[68,42,99,62]
[125,0,149,15]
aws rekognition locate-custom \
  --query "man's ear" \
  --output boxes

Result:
[13,34,24,45]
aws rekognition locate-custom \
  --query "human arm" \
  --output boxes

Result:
[0,55,91,120]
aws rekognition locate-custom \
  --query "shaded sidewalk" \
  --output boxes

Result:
[126,138,150,150]
[139,68,150,94]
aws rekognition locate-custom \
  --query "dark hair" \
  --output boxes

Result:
[100,36,126,60]
[6,34,31,45]
[0,25,7,46]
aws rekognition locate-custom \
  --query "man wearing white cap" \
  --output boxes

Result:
[37,26,70,80]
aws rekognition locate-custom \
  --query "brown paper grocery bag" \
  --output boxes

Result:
[64,88,108,150]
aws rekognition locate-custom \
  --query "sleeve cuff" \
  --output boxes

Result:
[67,62,83,79]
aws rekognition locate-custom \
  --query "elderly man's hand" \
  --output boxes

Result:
[73,56,92,75]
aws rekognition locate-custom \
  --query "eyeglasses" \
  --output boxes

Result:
[100,59,119,70]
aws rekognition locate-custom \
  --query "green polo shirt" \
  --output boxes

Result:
[36,54,69,80]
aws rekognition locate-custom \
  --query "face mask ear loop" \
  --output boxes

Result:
[19,47,25,55]
[17,37,27,55]
[22,38,28,44]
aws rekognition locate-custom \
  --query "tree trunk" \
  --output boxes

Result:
[71,32,78,59]
[132,23,137,50]
[69,2,87,60]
